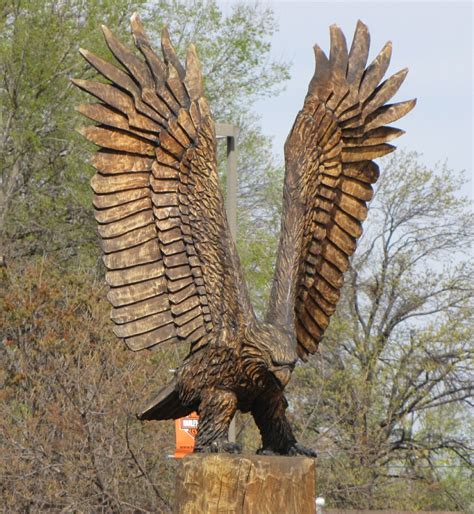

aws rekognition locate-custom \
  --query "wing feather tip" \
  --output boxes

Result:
[70,77,84,88]
[352,19,370,47]
[78,47,89,58]
[74,104,90,116]
[398,97,417,116]
[124,338,144,352]
[313,43,328,59]
[389,67,409,85]
[161,26,171,47]
[75,126,87,137]
[130,12,145,38]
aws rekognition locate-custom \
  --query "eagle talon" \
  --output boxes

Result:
[195,440,242,454]
[287,443,317,458]
[256,444,316,457]
[256,448,279,456]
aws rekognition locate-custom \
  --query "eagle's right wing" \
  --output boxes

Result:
[73,15,254,353]
[267,21,415,359]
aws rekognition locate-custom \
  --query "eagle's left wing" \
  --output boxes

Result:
[267,22,415,359]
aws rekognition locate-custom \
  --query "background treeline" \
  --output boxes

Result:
[0,1,472,512]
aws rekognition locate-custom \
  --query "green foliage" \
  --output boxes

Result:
[0,0,149,262]
[235,121,285,316]
[0,0,289,272]
[143,0,290,119]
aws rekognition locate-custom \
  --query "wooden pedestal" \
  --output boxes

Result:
[174,454,316,514]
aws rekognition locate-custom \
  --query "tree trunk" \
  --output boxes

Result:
[175,454,316,514]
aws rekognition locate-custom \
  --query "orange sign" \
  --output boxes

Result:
[174,412,199,458]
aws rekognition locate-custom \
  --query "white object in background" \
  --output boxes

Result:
[315,497,325,514]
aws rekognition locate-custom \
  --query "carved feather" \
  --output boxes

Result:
[267,20,415,359]
[74,15,254,353]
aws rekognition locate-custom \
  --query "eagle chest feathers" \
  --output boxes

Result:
[177,344,242,399]
[74,15,415,455]
[176,323,297,405]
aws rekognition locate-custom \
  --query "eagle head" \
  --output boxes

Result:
[242,322,298,389]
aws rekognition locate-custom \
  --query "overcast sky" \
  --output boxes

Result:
[224,1,473,198]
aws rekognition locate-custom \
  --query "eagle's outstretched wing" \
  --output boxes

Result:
[73,15,254,352]
[267,21,415,359]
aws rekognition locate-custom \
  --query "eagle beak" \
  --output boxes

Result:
[273,367,292,388]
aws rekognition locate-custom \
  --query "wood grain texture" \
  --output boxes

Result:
[267,20,415,359]
[175,454,316,514]
[74,17,414,456]
[74,14,254,355]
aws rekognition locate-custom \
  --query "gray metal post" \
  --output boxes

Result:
[216,122,239,238]
[216,122,239,442]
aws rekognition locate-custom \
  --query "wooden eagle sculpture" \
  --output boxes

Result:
[73,15,415,455]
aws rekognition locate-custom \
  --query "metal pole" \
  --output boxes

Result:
[215,123,239,443]
[225,131,237,239]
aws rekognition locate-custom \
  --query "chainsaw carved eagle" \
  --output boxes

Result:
[74,15,415,455]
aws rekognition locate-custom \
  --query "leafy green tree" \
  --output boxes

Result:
[0,0,148,262]
[0,0,289,277]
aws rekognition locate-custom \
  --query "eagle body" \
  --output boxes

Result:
[138,320,300,453]
[74,15,415,455]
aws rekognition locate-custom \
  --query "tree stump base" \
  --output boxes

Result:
[174,454,316,514]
